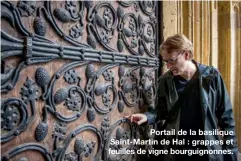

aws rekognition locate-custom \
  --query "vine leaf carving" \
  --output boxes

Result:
[96,14,105,28]
[87,34,96,49]
[17,1,36,17]
[1,2,16,28]
[117,6,124,19]
[95,84,107,96]
[123,28,132,38]
[1,67,15,86]
[117,100,124,113]
[117,39,124,52]
[123,82,133,93]
[138,44,145,55]
[20,77,39,104]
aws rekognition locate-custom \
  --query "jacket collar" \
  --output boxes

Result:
[162,60,214,109]
[163,59,213,78]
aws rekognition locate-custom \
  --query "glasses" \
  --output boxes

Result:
[162,51,183,65]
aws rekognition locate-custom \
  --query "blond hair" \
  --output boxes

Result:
[160,34,194,59]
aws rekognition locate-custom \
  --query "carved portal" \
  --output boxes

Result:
[1,1,160,160]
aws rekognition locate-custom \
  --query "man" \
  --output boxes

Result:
[127,34,238,161]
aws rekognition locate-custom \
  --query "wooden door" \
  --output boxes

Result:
[1,1,160,161]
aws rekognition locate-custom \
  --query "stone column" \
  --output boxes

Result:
[231,1,241,150]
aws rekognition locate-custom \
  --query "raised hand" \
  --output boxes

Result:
[125,113,147,125]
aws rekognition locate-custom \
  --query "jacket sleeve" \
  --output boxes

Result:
[144,77,168,125]
[214,70,238,161]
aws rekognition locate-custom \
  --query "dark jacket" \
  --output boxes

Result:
[145,61,238,161]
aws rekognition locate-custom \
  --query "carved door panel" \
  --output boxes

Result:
[1,1,160,161]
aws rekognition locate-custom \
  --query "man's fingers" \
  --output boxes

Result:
[125,114,135,120]
[131,114,140,123]
[124,115,131,119]
[137,119,145,125]
[124,114,145,124]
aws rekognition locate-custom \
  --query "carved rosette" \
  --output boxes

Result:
[1,98,28,143]
[87,64,119,114]
[46,61,88,122]
[56,125,103,161]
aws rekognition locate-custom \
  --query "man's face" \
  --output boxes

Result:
[161,50,187,76]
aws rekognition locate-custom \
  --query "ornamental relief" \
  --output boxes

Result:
[1,1,159,161]
[1,1,158,55]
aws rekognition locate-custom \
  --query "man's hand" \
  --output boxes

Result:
[125,113,147,125]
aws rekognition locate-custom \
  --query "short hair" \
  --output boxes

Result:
[160,34,194,59]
